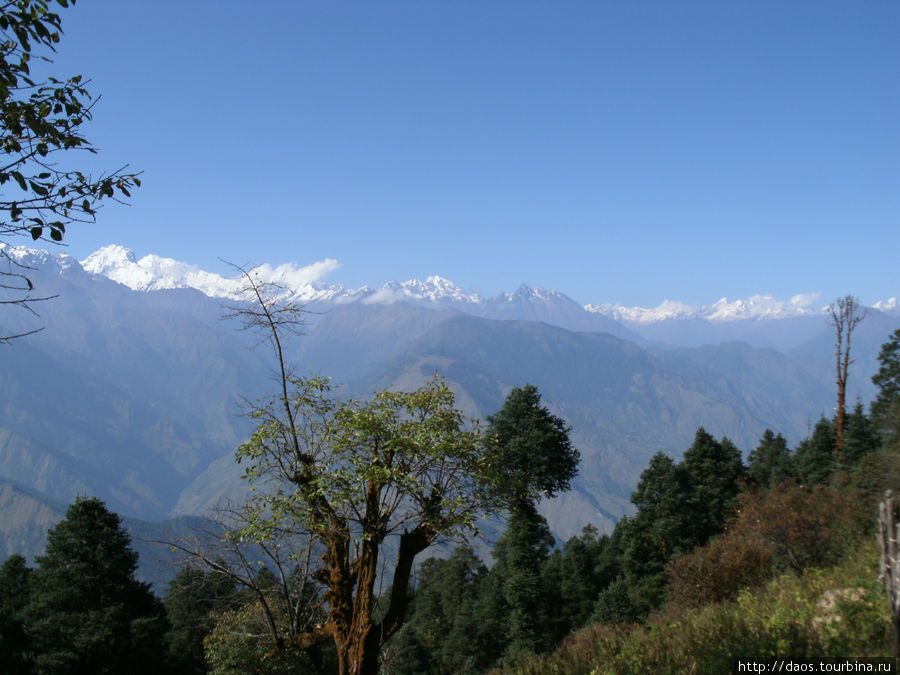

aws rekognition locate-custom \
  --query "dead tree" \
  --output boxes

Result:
[828,295,867,458]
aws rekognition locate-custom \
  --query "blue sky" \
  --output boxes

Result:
[37,1,899,307]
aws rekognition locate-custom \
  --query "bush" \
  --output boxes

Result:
[498,540,890,675]
[667,530,774,610]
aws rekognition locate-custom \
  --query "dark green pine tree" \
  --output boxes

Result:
[389,544,487,674]
[681,430,746,544]
[502,500,556,658]
[163,566,237,674]
[747,429,795,489]
[794,417,837,485]
[0,553,33,674]
[872,328,900,446]
[842,400,881,469]
[543,524,609,641]
[620,452,689,616]
[24,497,168,675]
[483,384,579,661]
[620,430,746,617]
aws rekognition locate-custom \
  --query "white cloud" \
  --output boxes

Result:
[251,258,341,287]
[789,292,821,309]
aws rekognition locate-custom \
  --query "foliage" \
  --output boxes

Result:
[794,416,837,485]
[236,372,497,672]
[872,328,900,445]
[500,501,557,660]
[479,384,579,662]
[544,525,611,638]
[0,0,140,336]
[163,566,238,674]
[0,552,32,673]
[498,541,890,675]
[666,528,774,610]
[747,429,795,489]
[383,545,488,674]
[680,429,745,543]
[483,384,579,506]
[842,400,882,469]
[204,594,332,675]
[727,479,870,574]
[620,429,746,616]
[24,496,167,674]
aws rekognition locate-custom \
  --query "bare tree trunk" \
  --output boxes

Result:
[828,295,867,461]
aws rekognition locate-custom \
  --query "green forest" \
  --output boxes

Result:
[2,318,899,674]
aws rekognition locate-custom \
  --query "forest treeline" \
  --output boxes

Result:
[1,325,899,674]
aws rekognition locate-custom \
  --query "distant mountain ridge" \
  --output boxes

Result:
[69,244,898,328]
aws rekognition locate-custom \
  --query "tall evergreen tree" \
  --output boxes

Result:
[872,328,900,446]
[842,400,881,469]
[794,417,837,485]
[620,452,689,615]
[681,430,746,543]
[747,429,795,489]
[483,384,579,661]
[24,497,167,674]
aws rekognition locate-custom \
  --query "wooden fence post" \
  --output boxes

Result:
[878,489,900,659]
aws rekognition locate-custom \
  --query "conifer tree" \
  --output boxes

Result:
[24,497,167,674]
[872,328,900,446]
[747,429,795,489]
[681,430,746,542]
[842,401,881,469]
[794,417,837,485]
[483,384,579,661]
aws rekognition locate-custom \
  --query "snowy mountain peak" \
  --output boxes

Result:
[82,244,137,270]
[586,293,826,324]
[0,242,83,276]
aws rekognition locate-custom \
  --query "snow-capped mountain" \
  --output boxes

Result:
[586,293,827,324]
[4,244,897,351]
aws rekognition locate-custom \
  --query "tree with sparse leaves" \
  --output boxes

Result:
[0,0,140,339]
[203,266,503,675]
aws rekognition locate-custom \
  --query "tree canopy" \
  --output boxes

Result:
[24,496,167,674]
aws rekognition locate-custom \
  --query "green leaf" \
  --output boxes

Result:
[30,226,42,240]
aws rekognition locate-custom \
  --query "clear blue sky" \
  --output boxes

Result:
[41,1,899,307]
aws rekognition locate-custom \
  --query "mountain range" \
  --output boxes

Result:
[1,243,897,586]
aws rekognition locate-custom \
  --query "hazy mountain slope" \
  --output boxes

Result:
[788,308,900,405]
[0,477,206,591]
[348,316,835,539]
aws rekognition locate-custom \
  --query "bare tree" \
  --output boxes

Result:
[828,294,867,457]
